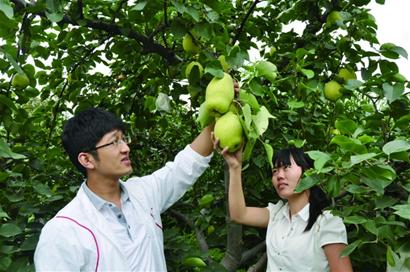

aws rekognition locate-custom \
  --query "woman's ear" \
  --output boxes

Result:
[78,152,96,171]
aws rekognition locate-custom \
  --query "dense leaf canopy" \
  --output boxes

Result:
[1,0,409,271]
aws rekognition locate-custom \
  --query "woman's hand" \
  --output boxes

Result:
[211,132,243,170]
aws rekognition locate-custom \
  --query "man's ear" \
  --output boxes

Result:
[78,152,96,170]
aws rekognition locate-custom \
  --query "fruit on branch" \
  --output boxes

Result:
[205,72,234,116]
[214,111,243,153]
[338,68,356,81]
[182,34,199,54]
[12,72,30,89]
[324,80,342,101]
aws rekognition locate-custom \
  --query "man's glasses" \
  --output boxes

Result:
[85,135,131,152]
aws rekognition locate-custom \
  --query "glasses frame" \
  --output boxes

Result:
[83,135,131,153]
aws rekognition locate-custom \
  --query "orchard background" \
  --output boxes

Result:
[1,0,410,271]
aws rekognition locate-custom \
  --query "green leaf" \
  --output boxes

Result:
[392,204,410,220]
[350,153,378,165]
[306,151,331,171]
[0,47,23,73]
[243,138,256,162]
[343,215,367,224]
[239,90,260,111]
[383,83,405,103]
[155,93,171,113]
[264,142,273,168]
[375,196,398,210]
[0,223,22,237]
[287,100,305,109]
[294,175,320,193]
[343,79,363,90]
[131,1,147,11]
[0,139,26,159]
[0,256,11,271]
[380,43,408,59]
[335,119,358,135]
[300,68,314,79]
[387,246,396,267]
[248,78,266,96]
[362,177,392,195]
[330,135,367,154]
[0,0,13,19]
[241,103,253,133]
[341,239,362,257]
[198,194,214,208]
[362,164,396,181]
[255,60,277,82]
[252,106,275,136]
[383,139,410,155]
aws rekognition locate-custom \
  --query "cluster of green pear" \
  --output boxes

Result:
[324,67,356,101]
[197,72,243,153]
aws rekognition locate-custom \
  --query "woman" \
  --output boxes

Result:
[214,142,353,272]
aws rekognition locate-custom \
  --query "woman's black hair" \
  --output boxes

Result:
[272,147,330,231]
[61,107,126,176]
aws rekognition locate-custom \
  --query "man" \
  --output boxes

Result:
[34,107,214,271]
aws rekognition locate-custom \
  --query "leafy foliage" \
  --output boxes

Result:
[1,0,410,271]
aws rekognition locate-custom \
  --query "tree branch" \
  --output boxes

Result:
[168,209,209,254]
[233,0,260,45]
[246,253,267,272]
[240,241,266,265]
[10,0,181,64]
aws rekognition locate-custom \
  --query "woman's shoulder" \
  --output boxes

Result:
[317,210,346,230]
[267,200,285,215]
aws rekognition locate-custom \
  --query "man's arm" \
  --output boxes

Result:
[190,124,214,157]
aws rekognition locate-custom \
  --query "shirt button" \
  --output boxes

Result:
[117,214,122,219]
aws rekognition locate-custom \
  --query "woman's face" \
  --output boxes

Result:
[271,155,303,199]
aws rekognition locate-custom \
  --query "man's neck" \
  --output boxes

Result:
[86,175,122,207]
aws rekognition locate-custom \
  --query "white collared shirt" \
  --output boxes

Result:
[266,201,347,272]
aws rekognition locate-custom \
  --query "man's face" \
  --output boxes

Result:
[90,129,133,179]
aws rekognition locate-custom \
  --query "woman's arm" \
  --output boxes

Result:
[323,243,353,272]
[216,140,269,228]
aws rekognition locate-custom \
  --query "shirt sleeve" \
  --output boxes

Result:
[318,211,348,247]
[267,201,284,221]
[34,219,85,271]
[127,145,212,213]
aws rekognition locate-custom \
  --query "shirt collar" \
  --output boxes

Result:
[279,202,310,222]
[82,181,130,210]
[298,203,310,222]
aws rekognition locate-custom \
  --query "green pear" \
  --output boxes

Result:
[338,68,356,81]
[182,34,199,54]
[12,72,30,89]
[326,11,343,25]
[324,80,342,101]
[214,111,243,153]
[196,101,215,129]
[205,72,234,116]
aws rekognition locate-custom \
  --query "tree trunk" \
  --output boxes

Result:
[221,162,243,272]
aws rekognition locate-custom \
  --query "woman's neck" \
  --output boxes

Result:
[287,190,310,217]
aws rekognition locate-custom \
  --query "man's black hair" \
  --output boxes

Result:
[62,108,126,176]
[273,147,330,231]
